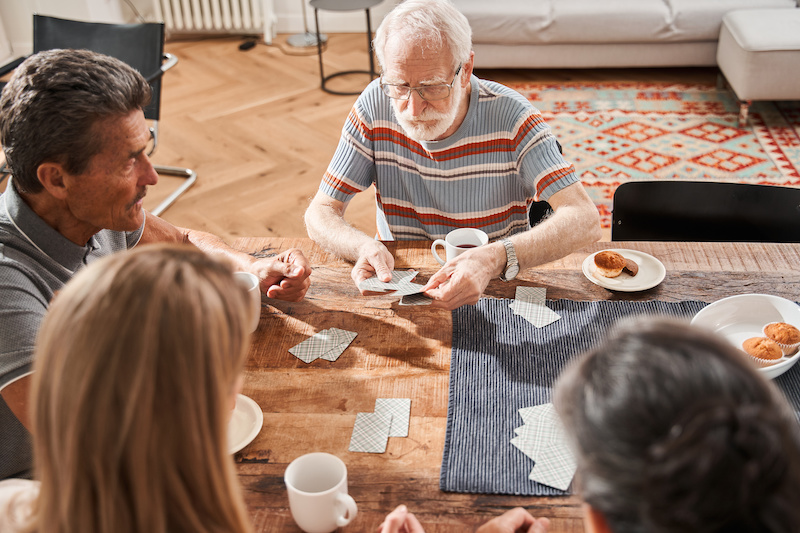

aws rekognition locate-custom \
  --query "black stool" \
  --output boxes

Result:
[310,0,381,95]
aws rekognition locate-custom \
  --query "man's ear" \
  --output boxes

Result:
[37,162,69,200]
[583,503,613,533]
[461,51,475,87]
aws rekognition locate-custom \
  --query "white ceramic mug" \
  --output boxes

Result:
[431,228,489,265]
[284,453,358,533]
[234,272,261,333]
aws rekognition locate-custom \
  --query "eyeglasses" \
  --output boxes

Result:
[380,65,462,101]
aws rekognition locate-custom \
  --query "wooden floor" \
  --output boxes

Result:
[145,35,718,242]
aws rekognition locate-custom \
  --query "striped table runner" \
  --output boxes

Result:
[440,298,800,496]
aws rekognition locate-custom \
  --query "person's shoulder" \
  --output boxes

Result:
[352,79,392,122]
[476,78,535,110]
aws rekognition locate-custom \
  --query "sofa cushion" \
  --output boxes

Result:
[453,0,797,45]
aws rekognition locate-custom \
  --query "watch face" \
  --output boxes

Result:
[506,264,520,279]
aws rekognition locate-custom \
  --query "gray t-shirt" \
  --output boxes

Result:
[0,181,143,479]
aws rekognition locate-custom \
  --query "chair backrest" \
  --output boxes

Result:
[611,181,800,242]
[33,15,165,121]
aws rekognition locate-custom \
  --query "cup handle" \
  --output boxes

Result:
[431,239,447,265]
[335,493,358,527]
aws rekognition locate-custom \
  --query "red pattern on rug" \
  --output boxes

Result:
[507,82,800,228]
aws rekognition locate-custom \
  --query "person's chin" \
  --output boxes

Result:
[399,121,442,142]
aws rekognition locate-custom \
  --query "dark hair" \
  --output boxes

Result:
[554,317,800,533]
[0,48,151,194]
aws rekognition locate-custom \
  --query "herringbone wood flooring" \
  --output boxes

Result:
[4,35,718,241]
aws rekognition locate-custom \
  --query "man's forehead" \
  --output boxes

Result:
[382,38,455,82]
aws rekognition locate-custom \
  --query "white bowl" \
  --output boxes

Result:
[691,294,800,380]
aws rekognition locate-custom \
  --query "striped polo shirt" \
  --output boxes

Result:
[319,75,579,241]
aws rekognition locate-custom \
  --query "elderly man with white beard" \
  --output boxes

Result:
[304,0,601,311]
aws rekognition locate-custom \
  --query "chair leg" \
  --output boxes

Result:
[150,165,197,216]
[738,100,751,128]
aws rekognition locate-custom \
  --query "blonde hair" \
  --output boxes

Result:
[24,244,254,533]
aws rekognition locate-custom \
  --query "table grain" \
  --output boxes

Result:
[232,238,800,533]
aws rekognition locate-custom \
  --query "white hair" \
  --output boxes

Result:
[373,0,473,72]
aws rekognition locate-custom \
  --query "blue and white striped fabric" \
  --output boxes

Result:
[442,298,709,496]
[442,297,800,496]
[319,76,578,241]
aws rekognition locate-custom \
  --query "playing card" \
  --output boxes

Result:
[349,411,393,453]
[318,328,358,362]
[400,292,433,306]
[358,270,418,292]
[288,330,340,363]
[289,328,357,363]
[529,441,577,491]
[512,403,577,491]
[375,398,411,437]
[512,286,561,328]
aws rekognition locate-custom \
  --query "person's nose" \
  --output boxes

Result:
[407,90,427,116]
[138,155,159,186]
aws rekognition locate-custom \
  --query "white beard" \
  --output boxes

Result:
[393,82,464,142]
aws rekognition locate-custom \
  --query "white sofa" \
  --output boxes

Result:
[452,0,799,69]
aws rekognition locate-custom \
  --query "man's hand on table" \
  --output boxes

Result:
[377,505,549,533]
[249,248,311,301]
[351,240,396,294]
[421,244,503,310]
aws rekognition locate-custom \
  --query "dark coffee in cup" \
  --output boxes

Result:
[457,244,478,249]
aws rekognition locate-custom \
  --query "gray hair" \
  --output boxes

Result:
[373,0,472,72]
[0,48,151,194]
[554,317,800,533]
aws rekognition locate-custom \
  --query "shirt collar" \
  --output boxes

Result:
[3,179,100,273]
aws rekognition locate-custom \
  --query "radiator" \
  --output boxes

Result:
[155,0,275,42]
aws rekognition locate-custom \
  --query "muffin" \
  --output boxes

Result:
[742,337,783,367]
[763,322,800,356]
[594,251,626,278]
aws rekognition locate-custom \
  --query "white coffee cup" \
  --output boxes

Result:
[284,453,358,533]
[431,228,489,265]
[234,272,261,333]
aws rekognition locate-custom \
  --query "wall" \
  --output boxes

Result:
[0,0,125,57]
[0,0,398,57]
[122,0,397,36]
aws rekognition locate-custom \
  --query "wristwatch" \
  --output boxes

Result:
[499,238,519,281]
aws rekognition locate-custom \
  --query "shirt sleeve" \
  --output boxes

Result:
[318,97,378,204]
[0,265,49,388]
[516,108,580,202]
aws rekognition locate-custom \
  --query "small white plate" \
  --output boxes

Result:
[691,294,800,380]
[227,394,263,454]
[582,249,666,292]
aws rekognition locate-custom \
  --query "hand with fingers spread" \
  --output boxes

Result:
[476,508,550,533]
[376,505,426,533]
[249,248,312,301]
[351,240,396,294]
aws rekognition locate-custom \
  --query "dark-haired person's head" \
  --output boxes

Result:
[0,48,151,195]
[555,317,800,533]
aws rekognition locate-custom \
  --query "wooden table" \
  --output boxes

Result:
[232,238,800,533]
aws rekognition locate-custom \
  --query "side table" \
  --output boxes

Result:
[310,0,381,95]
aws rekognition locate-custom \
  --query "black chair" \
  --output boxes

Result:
[527,140,563,227]
[611,181,800,242]
[1,15,196,215]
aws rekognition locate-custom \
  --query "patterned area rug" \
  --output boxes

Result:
[507,82,800,228]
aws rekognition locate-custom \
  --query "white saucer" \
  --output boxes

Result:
[227,394,263,454]
[582,249,666,292]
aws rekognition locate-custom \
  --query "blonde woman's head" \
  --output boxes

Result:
[30,244,254,533]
